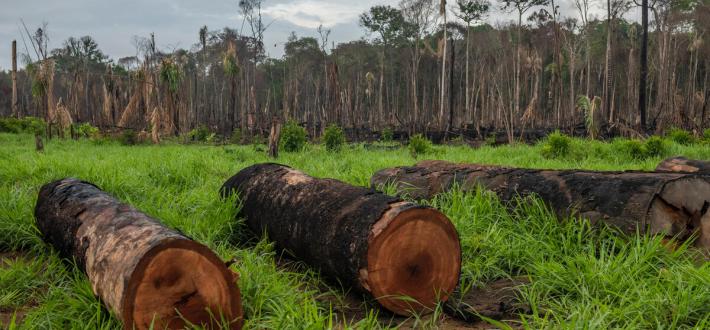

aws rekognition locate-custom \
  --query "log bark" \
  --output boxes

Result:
[656,157,710,174]
[35,178,243,329]
[371,160,710,249]
[220,163,461,315]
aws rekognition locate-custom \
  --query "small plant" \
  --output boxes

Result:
[666,127,695,145]
[75,123,99,138]
[381,128,394,142]
[703,128,710,141]
[621,139,646,160]
[186,125,211,143]
[484,134,497,146]
[541,131,572,158]
[408,134,432,157]
[323,124,345,152]
[281,120,307,152]
[119,129,138,146]
[643,136,666,158]
[578,95,601,139]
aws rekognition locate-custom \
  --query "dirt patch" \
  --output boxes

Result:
[444,277,531,324]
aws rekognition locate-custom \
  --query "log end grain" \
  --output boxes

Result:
[124,239,243,329]
[363,203,461,315]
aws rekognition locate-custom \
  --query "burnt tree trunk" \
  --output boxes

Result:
[268,118,281,158]
[371,160,710,249]
[656,157,710,174]
[221,163,461,315]
[35,179,243,329]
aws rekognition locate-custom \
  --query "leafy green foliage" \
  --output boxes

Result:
[541,130,571,158]
[408,134,432,157]
[0,117,46,135]
[612,136,667,160]
[577,95,601,139]
[75,123,99,139]
[186,125,212,143]
[159,59,182,93]
[323,124,345,152]
[667,127,695,145]
[703,128,710,141]
[280,120,307,152]
[380,128,393,142]
[618,139,646,159]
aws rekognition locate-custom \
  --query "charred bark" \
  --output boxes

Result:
[221,164,461,315]
[656,157,710,174]
[35,179,243,329]
[371,160,710,248]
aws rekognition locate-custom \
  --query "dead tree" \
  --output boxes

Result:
[221,163,461,315]
[371,160,710,248]
[35,179,243,329]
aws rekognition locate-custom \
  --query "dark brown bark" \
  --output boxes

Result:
[35,179,243,329]
[371,160,710,248]
[656,157,710,174]
[221,163,461,315]
[12,40,18,118]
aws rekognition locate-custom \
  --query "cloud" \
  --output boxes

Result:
[262,1,382,29]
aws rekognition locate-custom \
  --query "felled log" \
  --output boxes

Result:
[35,179,243,329]
[220,164,461,315]
[371,160,710,248]
[656,157,710,174]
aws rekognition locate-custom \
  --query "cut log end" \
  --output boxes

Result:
[124,240,243,329]
[648,177,710,249]
[365,206,461,315]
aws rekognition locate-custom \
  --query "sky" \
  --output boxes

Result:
[0,0,633,70]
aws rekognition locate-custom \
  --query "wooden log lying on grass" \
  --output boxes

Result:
[371,160,710,249]
[656,157,710,174]
[35,179,243,329]
[220,163,461,315]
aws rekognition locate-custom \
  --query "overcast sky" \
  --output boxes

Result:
[0,0,635,70]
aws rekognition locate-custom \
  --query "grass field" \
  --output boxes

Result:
[1,133,709,329]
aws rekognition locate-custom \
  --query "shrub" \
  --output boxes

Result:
[667,128,695,145]
[186,125,211,142]
[119,129,138,146]
[408,134,432,157]
[281,120,307,152]
[323,124,345,152]
[620,139,646,160]
[75,123,99,138]
[541,131,572,158]
[0,117,46,135]
[381,128,393,142]
[703,128,710,141]
[643,136,666,158]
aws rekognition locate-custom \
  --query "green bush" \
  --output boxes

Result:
[541,131,572,158]
[119,129,138,146]
[75,123,99,138]
[408,134,432,157]
[381,128,393,142]
[703,128,710,141]
[0,117,46,135]
[667,128,695,145]
[643,136,666,158]
[620,139,646,160]
[323,124,345,152]
[281,120,307,152]
[186,125,211,142]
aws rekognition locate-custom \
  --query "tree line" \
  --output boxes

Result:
[0,0,708,142]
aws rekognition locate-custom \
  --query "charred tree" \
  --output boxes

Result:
[35,179,243,329]
[12,40,18,118]
[221,163,461,315]
[371,160,710,248]
[656,157,710,174]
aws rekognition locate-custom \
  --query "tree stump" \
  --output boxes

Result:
[35,179,243,329]
[656,157,710,174]
[221,163,461,315]
[371,160,710,249]
[268,118,281,158]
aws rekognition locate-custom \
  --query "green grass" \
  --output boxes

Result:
[0,133,709,329]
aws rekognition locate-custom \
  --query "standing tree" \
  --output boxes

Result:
[455,0,490,126]
[638,0,648,131]
[439,0,448,130]
[360,5,406,129]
